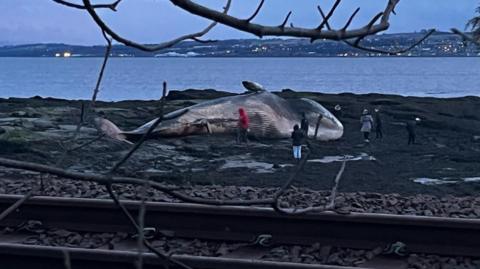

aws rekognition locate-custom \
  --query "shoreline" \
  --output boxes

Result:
[1,55,480,58]
[1,89,480,197]
[2,88,480,102]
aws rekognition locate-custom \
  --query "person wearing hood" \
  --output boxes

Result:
[407,117,421,145]
[291,124,305,162]
[374,108,383,139]
[237,107,249,143]
[300,112,309,136]
[360,109,374,143]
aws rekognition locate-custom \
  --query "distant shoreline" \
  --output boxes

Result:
[0,55,479,58]
[1,32,478,57]
[2,89,480,102]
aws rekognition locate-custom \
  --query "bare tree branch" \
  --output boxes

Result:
[171,0,399,40]
[0,157,274,206]
[316,4,434,55]
[52,0,122,11]
[352,12,384,46]
[76,0,400,51]
[81,0,232,52]
[451,28,480,46]
[0,157,173,191]
[345,29,435,55]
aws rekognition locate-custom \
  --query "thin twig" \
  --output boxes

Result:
[326,159,347,209]
[273,150,311,202]
[317,4,434,55]
[451,28,480,46]
[106,184,193,269]
[0,189,36,222]
[91,31,113,108]
[317,0,342,30]
[63,250,72,269]
[108,81,168,174]
[273,159,347,215]
[0,157,274,205]
[245,0,265,22]
[0,157,289,206]
[82,0,232,52]
[52,0,122,11]
[56,32,112,167]
[352,12,383,46]
[279,11,292,29]
[66,134,105,153]
[313,114,323,139]
[136,182,148,269]
[341,7,360,32]
[345,29,436,55]
[55,102,86,167]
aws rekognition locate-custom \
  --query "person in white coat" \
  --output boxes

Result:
[360,109,374,143]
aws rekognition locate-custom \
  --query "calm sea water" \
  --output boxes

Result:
[0,57,478,101]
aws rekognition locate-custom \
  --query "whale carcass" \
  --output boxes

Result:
[97,82,343,143]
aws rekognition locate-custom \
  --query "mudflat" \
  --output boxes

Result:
[1,89,480,197]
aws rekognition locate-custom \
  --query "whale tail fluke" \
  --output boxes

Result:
[94,117,134,145]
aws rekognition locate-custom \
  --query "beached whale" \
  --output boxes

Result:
[96,82,343,143]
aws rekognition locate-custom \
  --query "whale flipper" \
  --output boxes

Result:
[242,81,265,92]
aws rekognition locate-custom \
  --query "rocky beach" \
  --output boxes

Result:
[1,89,480,206]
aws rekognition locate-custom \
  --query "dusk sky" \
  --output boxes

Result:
[1,1,477,45]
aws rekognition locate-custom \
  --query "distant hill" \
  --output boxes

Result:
[0,32,478,57]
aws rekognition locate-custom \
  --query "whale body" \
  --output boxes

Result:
[97,88,343,143]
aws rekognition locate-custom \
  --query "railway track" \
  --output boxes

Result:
[0,194,479,268]
[0,243,359,269]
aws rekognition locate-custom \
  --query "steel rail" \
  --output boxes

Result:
[0,195,479,257]
[0,243,360,269]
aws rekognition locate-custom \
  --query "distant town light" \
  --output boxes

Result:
[63,52,72,57]
[55,53,61,57]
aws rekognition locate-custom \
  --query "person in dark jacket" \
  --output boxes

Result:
[300,112,309,136]
[406,117,421,145]
[291,124,305,161]
[374,108,383,139]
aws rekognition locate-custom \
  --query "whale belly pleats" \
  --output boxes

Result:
[248,110,287,138]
